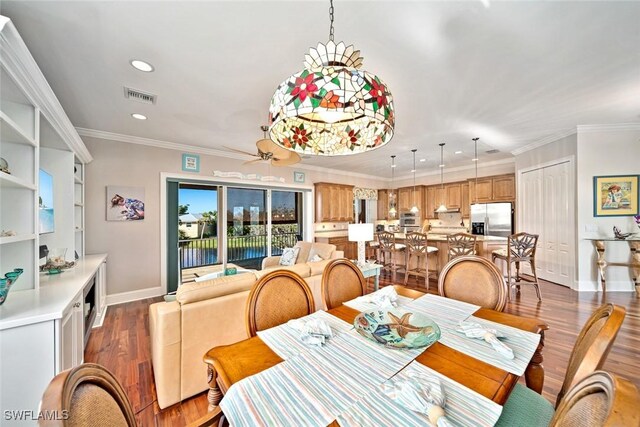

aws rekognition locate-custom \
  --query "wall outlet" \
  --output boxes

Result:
[584,224,598,232]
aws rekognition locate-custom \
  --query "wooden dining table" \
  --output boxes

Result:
[202,286,549,420]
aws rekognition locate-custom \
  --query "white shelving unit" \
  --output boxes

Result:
[0,15,97,421]
[74,161,85,257]
[0,15,92,291]
[0,63,39,292]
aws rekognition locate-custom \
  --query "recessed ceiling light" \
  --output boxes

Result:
[455,150,463,154]
[439,164,445,168]
[131,113,147,120]
[391,164,397,168]
[472,158,479,162]
[419,158,426,162]
[410,169,416,173]
[130,59,154,72]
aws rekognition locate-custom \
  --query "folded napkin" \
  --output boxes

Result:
[456,321,514,360]
[382,374,455,427]
[357,286,399,308]
[287,318,333,347]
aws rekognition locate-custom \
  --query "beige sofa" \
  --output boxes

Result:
[148,241,343,409]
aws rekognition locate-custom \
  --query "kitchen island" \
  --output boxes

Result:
[387,233,508,278]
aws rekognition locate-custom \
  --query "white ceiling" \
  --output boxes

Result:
[2,1,640,178]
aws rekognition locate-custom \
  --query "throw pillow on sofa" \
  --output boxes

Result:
[279,247,300,266]
[309,254,323,262]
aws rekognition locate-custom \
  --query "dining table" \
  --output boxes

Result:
[201,286,549,425]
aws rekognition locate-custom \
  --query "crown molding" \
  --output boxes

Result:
[510,129,576,156]
[576,123,640,133]
[0,18,92,163]
[76,127,388,182]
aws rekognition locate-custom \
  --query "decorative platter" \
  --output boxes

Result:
[353,309,441,349]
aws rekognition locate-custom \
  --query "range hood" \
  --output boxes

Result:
[434,207,461,213]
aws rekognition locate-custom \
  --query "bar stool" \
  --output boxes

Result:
[377,231,406,282]
[367,239,380,262]
[447,233,477,261]
[492,232,542,301]
[404,232,439,289]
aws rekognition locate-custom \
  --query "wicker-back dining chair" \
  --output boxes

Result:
[447,233,477,261]
[438,255,508,311]
[245,270,315,337]
[492,232,542,301]
[321,259,367,310]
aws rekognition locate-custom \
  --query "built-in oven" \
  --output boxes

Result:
[399,212,421,227]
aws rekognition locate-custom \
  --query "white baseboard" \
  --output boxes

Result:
[575,280,636,292]
[106,286,165,306]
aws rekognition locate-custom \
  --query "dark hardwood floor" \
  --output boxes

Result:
[85,274,640,426]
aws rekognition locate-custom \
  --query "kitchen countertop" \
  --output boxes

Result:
[392,232,507,242]
[315,231,349,238]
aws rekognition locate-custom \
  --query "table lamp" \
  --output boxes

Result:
[348,223,374,267]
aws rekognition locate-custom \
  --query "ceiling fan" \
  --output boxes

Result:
[224,126,301,166]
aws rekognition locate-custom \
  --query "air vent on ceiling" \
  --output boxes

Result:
[124,87,156,104]
[485,149,500,154]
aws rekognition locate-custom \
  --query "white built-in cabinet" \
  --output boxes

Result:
[518,159,575,287]
[0,15,100,424]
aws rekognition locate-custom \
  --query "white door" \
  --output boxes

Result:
[519,168,544,278]
[518,160,574,287]
[543,161,573,287]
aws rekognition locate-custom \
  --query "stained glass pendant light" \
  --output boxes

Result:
[436,143,448,213]
[410,149,419,213]
[389,155,397,217]
[268,0,395,156]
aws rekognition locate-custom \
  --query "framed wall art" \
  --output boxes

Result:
[293,171,305,183]
[593,175,639,217]
[182,153,200,173]
[107,186,145,221]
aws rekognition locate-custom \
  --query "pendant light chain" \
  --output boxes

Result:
[473,137,479,203]
[329,0,335,41]
[411,149,418,212]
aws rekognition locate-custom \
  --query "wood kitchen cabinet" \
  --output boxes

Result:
[327,237,357,260]
[468,174,515,204]
[377,189,389,220]
[445,183,462,209]
[461,183,470,217]
[398,187,412,212]
[314,183,354,222]
[424,186,437,219]
[492,175,516,201]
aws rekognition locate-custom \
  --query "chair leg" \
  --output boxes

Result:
[424,255,429,290]
[404,253,410,286]
[507,261,513,301]
[530,260,542,301]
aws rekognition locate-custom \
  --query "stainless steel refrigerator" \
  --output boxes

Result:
[470,203,514,238]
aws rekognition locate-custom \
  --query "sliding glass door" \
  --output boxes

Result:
[170,181,306,284]
[271,190,303,256]
[178,184,220,283]
[226,187,268,269]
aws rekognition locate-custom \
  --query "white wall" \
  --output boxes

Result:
[515,134,577,171]
[83,137,387,300]
[576,127,640,291]
[39,147,75,261]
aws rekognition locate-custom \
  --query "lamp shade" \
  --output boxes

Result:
[269,41,394,156]
[348,223,374,242]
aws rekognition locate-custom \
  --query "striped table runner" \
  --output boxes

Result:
[440,316,540,376]
[404,294,480,326]
[405,295,540,376]
[220,332,421,426]
[257,310,353,360]
[343,294,415,312]
[336,361,503,427]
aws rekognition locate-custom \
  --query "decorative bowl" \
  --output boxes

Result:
[354,309,441,349]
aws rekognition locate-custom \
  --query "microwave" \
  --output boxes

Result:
[399,212,421,227]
